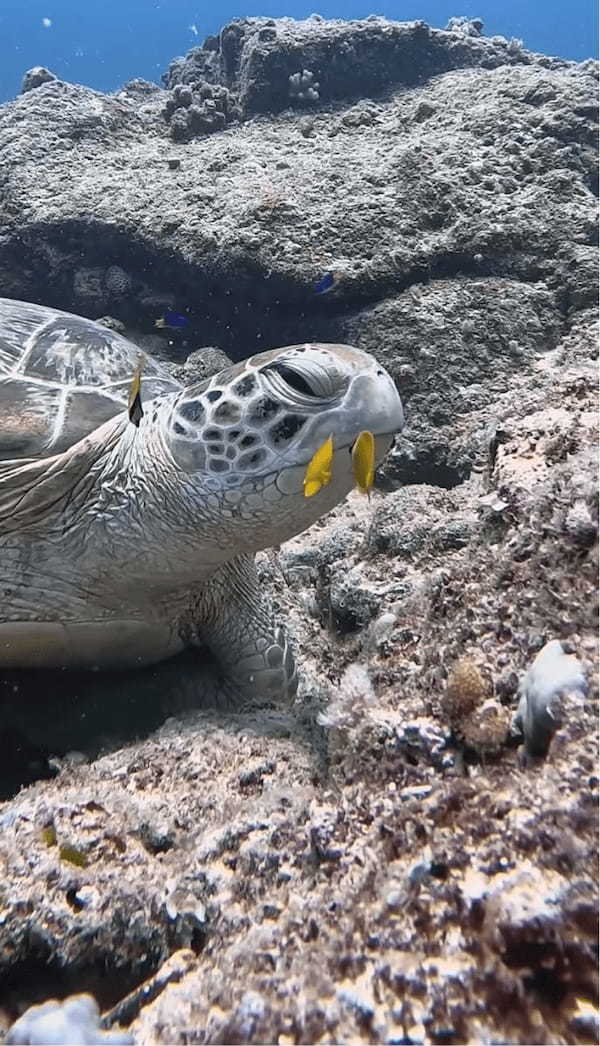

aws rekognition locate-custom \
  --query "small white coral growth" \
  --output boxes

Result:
[289,69,320,102]
[317,662,376,730]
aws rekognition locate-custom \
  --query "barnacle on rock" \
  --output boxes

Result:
[442,657,488,723]
[462,698,511,755]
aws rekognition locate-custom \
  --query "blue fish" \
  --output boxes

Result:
[314,272,335,295]
[155,311,189,329]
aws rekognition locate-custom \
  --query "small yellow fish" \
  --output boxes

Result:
[303,434,334,497]
[351,430,375,496]
[128,358,144,428]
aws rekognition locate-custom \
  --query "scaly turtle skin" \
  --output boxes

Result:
[0,298,404,700]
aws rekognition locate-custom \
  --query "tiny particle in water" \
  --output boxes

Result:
[42,16,52,27]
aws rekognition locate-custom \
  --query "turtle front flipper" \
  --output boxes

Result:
[189,555,297,704]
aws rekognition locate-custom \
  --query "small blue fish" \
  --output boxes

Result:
[314,272,335,295]
[155,311,189,329]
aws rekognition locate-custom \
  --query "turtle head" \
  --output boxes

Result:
[163,343,404,553]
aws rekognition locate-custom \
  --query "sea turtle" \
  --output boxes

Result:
[0,298,404,700]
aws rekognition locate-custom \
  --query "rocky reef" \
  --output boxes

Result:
[0,14,598,1046]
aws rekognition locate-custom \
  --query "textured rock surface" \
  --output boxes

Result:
[0,16,596,486]
[162,15,568,117]
[0,14,598,1046]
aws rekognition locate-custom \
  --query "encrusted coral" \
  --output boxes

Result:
[462,698,511,755]
[163,81,239,141]
[441,658,509,754]
[104,264,132,300]
[72,267,107,309]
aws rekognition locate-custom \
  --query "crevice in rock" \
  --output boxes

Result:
[0,220,573,364]
[100,947,201,1031]
[0,725,58,801]
[381,450,468,490]
[0,649,221,799]
[0,946,160,1025]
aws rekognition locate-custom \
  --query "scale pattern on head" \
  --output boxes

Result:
[165,342,399,484]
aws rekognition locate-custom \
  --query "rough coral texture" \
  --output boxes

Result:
[163,82,238,141]
[162,14,571,117]
[0,14,598,1046]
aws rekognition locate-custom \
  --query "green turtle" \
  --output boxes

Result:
[0,298,404,700]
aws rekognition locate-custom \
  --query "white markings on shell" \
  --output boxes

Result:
[0,298,178,461]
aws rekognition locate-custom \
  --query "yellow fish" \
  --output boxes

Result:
[351,430,375,496]
[303,434,334,497]
[128,358,144,428]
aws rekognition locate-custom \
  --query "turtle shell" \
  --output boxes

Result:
[0,298,179,462]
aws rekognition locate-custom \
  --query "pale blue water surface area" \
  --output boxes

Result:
[0,0,597,102]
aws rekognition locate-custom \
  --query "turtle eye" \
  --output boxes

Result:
[267,362,316,397]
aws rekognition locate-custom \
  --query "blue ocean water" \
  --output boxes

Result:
[0,0,597,104]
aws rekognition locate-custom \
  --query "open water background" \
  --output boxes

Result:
[0,0,597,104]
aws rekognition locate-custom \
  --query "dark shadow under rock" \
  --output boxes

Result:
[0,650,237,797]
